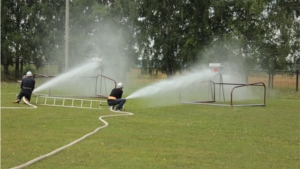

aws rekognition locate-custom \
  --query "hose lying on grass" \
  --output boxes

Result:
[1,97,37,109]
[10,105,133,169]
[22,97,37,108]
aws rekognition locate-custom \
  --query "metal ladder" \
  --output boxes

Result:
[35,96,107,109]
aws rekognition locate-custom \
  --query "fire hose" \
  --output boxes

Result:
[10,103,133,169]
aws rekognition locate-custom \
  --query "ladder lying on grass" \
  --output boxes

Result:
[35,96,107,109]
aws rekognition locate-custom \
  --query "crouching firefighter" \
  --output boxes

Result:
[107,82,126,111]
[14,71,35,103]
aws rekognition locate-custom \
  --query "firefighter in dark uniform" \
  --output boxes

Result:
[107,82,126,111]
[14,71,35,103]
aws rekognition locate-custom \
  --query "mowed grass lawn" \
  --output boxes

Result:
[1,82,300,169]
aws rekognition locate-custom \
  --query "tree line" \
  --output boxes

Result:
[1,0,300,79]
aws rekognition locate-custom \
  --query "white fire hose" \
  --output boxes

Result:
[10,103,133,169]
[22,97,37,108]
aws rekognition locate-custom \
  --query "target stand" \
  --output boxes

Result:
[180,63,266,107]
[180,81,266,107]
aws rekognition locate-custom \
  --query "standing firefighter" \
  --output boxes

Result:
[14,71,35,103]
[107,82,126,111]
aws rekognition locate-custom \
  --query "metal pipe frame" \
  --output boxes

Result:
[180,80,216,103]
[181,81,266,107]
[229,82,266,107]
[95,74,117,98]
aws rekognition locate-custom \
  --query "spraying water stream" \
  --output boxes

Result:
[126,68,262,108]
[33,61,101,95]
[126,69,215,99]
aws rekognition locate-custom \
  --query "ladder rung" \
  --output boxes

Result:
[35,96,107,109]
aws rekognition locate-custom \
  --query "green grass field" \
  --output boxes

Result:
[1,81,300,169]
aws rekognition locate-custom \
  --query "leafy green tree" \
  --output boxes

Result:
[3,0,298,81]
[1,0,29,79]
[284,1,300,68]
[2,0,134,78]
[197,0,298,73]
[1,1,15,78]
[224,1,266,70]
[26,1,66,69]
[257,1,293,72]
[1,0,66,78]
[134,0,215,77]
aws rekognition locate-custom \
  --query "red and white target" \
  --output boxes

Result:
[209,63,221,73]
